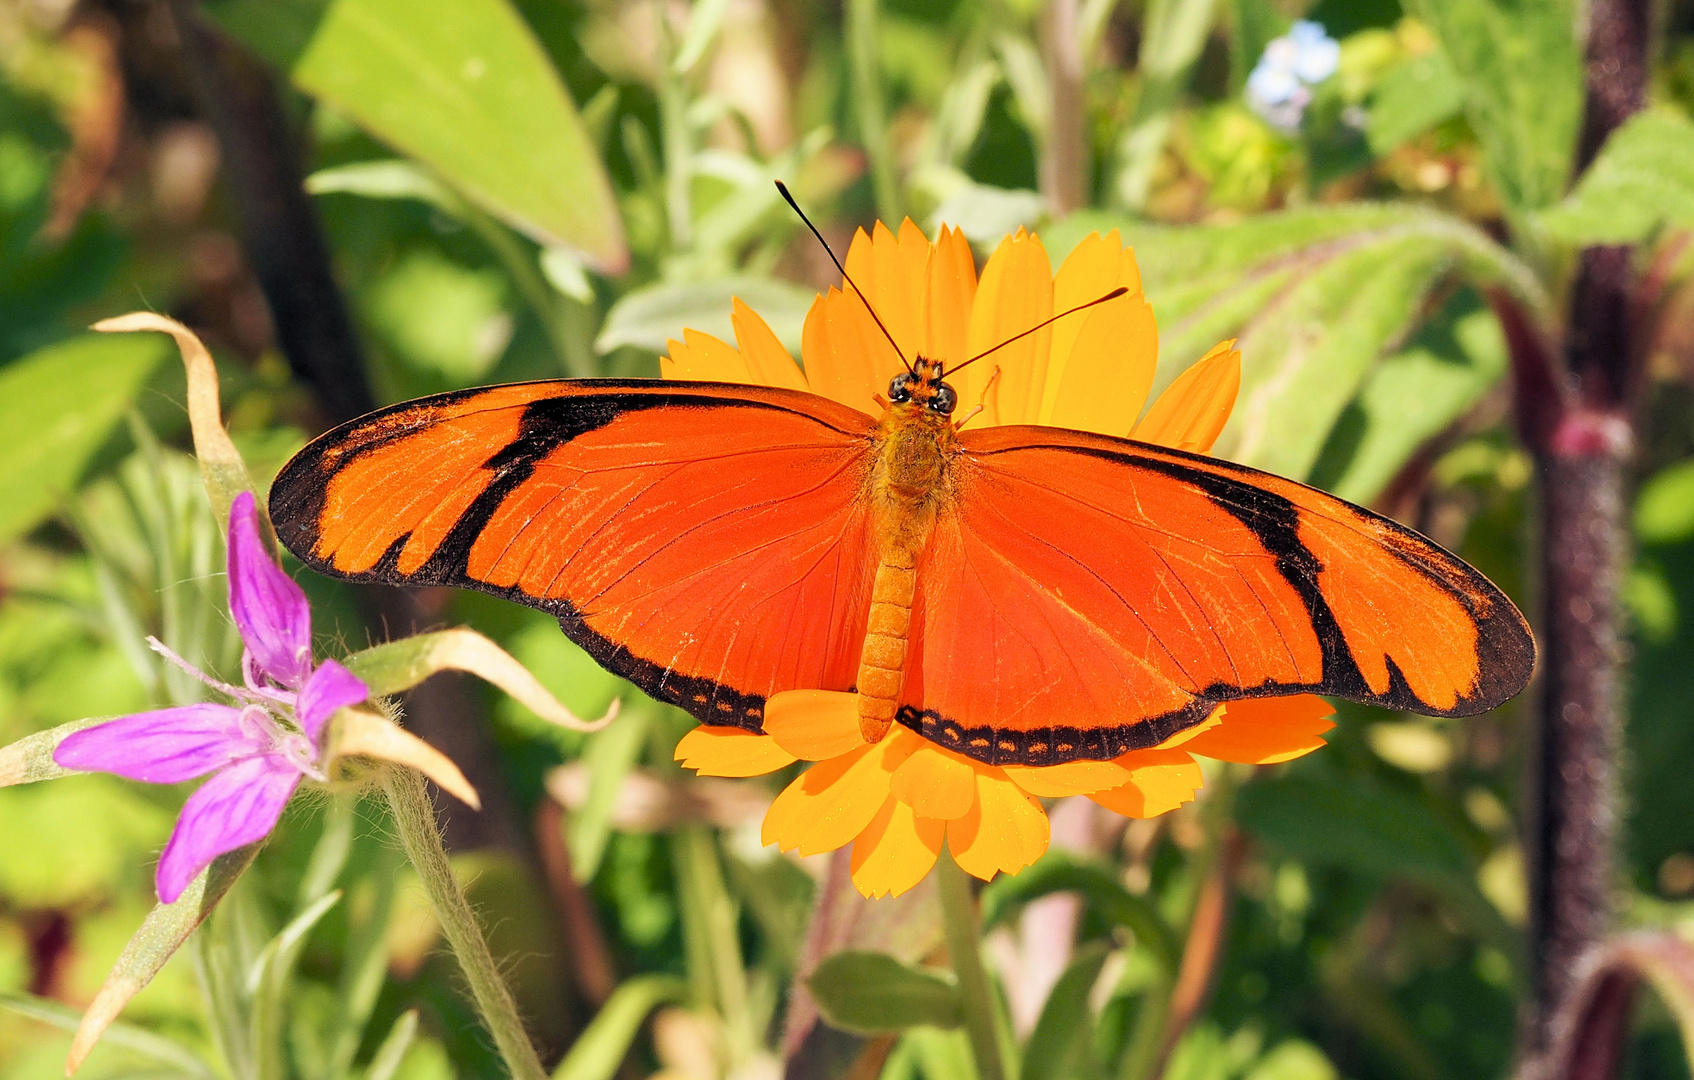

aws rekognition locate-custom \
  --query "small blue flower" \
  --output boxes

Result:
[1246,20,1340,131]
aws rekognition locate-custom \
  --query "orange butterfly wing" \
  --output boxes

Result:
[897,425,1534,765]
[269,380,879,729]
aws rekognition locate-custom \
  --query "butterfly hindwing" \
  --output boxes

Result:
[896,425,1534,765]
[270,380,880,728]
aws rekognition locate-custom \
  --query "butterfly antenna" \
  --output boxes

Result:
[775,180,911,373]
[945,287,1130,377]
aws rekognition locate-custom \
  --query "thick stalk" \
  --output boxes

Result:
[382,768,549,1080]
[937,849,1007,1080]
[1514,0,1650,1072]
[1039,0,1087,215]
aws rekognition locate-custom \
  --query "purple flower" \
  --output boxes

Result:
[56,492,368,903]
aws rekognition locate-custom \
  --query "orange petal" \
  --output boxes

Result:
[1132,340,1240,453]
[890,743,979,820]
[762,734,916,856]
[946,769,1050,880]
[764,690,866,761]
[925,224,977,370]
[1182,695,1336,765]
[1043,234,1157,436]
[1089,748,1203,818]
[731,298,807,391]
[662,328,753,383]
[850,796,945,898]
[1002,759,1132,797]
[847,220,929,363]
[963,229,1052,427]
[675,725,798,777]
[801,288,884,416]
[1153,706,1225,750]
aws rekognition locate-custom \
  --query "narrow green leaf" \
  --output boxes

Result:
[1539,111,1694,245]
[980,851,1178,974]
[1399,0,1580,221]
[809,951,963,1035]
[569,711,649,881]
[304,159,457,212]
[248,890,343,1080]
[550,975,688,1080]
[1019,942,1111,1080]
[293,0,626,271]
[0,993,220,1080]
[596,276,817,358]
[365,1011,420,1080]
[0,716,109,788]
[0,333,166,546]
[68,846,258,1073]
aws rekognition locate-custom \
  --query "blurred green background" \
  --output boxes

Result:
[3,0,1694,1077]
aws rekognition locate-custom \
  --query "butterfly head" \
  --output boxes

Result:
[887,359,958,417]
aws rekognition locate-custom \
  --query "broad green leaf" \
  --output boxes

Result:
[68,846,258,1073]
[1020,942,1110,1080]
[293,0,626,271]
[1365,49,1464,156]
[1399,0,1580,221]
[1050,205,1540,482]
[550,975,687,1080]
[1539,111,1694,245]
[1310,297,1508,504]
[200,0,329,70]
[0,779,173,908]
[596,275,817,357]
[980,851,1178,974]
[0,333,166,546]
[1637,459,1694,545]
[808,951,962,1035]
[0,992,219,1079]
[1236,775,1471,882]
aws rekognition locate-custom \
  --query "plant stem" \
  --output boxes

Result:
[847,0,900,223]
[1039,0,1087,215]
[381,768,549,1080]
[937,849,1006,1080]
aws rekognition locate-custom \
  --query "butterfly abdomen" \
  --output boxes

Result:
[857,552,917,741]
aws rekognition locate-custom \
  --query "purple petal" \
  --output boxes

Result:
[228,491,313,690]
[296,659,368,741]
[155,754,302,903]
[54,704,260,784]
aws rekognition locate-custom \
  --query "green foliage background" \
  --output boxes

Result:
[3,0,1694,1078]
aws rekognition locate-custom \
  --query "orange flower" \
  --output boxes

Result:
[668,221,1336,897]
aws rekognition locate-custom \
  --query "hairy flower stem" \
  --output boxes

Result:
[1513,0,1650,1072]
[938,849,1007,1080]
[381,768,548,1080]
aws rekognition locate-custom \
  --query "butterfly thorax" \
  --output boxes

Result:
[856,358,960,742]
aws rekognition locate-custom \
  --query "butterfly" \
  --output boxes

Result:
[268,332,1534,769]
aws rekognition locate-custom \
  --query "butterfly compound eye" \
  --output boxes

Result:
[888,373,915,403]
[929,382,958,415]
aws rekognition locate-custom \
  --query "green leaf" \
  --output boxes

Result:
[1050,205,1541,482]
[0,715,108,788]
[596,276,817,358]
[550,975,687,1080]
[1539,111,1694,245]
[365,1010,421,1080]
[1365,49,1465,156]
[1236,775,1471,882]
[1310,296,1509,504]
[68,846,258,1073]
[0,333,167,546]
[1637,458,1694,545]
[304,159,456,211]
[0,992,219,1079]
[808,951,962,1035]
[567,709,649,881]
[1020,942,1110,1080]
[980,851,1178,974]
[248,890,343,1080]
[1399,0,1580,221]
[292,0,626,271]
